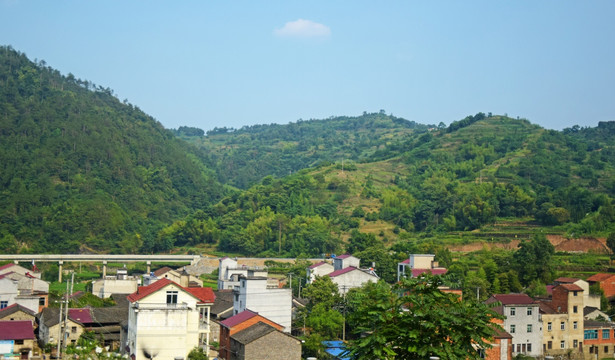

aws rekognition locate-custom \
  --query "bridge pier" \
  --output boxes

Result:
[102,261,107,278]
[58,261,63,282]
[146,261,151,274]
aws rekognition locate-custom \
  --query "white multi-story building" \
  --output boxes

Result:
[486,293,542,357]
[232,276,292,332]
[125,278,215,360]
[218,257,267,290]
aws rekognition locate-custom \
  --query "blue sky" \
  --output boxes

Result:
[1,1,614,131]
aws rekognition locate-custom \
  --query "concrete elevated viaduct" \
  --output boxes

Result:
[0,254,201,282]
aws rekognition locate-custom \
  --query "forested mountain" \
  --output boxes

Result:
[2,45,614,261]
[0,46,225,254]
[159,114,615,262]
[176,112,433,188]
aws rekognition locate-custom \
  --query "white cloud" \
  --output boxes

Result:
[274,19,331,38]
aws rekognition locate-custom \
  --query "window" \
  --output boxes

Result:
[71,326,77,333]
[585,330,599,340]
[0,301,7,309]
[510,307,516,316]
[573,321,578,330]
[516,344,521,353]
[603,329,610,339]
[605,346,609,353]
[573,291,578,296]
[573,340,578,348]
[527,324,532,333]
[560,341,565,349]
[548,322,552,331]
[527,307,533,316]
[15,340,23,345]
[166,290,178,305]
[547,341,552,350]
[527,344,531,353]
[510,325,516,334]
[561,322,565,330]
[39,297,46,306]
[573,305,578,313]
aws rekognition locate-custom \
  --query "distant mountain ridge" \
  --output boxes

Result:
[177,112,434,188]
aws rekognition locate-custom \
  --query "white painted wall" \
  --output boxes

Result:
[233,277,292,332]
[330,269,377,295]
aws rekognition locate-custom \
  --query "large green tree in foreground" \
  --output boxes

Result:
[345,275,500,360]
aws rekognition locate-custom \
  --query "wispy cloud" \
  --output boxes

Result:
[274,19,331,38]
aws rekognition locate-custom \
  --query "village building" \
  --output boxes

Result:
[538,284,585,357]
[554,277,600,309]
[583,320,615,359]
[217,257,268,290]
[143,266,203,288]
[232,276,292,332]
[397,254,447,281]
[485,294,542,357]
[92,268,139,298]
[328,266,378,295]
[0,320,37,359]
[229,321,301,360]
[587,273,615,300]
[333,254,360,271]
[0,270,49,314]
[125,278,215,360]
[307,261,334,282]
[0,303,36,323]
[218,309,285,360]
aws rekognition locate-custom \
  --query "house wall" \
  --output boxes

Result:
[409,254,435,269]
[330,270,377,295]
[126,283,203,360]
[502,304,542,357]
[597,276,615,299]
[583,327,615,358]
[40,320,84,346]
[92,278,138,298]
[333,257,360,271]
[0,278,18,307]
[485,338,511,360]
[308,263,334,282]
[231,331,301,360]
[15,295,42,314]
[15,276,49,294]
[0,310,35,322]
[233,278,291,332]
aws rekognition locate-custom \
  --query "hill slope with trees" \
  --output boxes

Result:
[175,112,433,188]
[0,46,225,254]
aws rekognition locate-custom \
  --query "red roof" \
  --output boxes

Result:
[309,261,329,269]
[554,277,580,283]
[220,310,259,328]
[0,320,35,340]
[491,294,535,305]
[185,287,216,304]
[153,266,174,277]
[557,283,583,292]
[69,308,93,324]
[127,278,215,304]
[587,273,615,282]
[335,254,353,259]
[411,268,447,277]
[400,259,410,264]
[127,278,176,302]
[0,263,15,272]
[328,266,360,278]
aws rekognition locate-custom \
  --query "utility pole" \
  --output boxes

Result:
[63,280,69,353]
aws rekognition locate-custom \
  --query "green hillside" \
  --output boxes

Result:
[0,46,225,254]
[175,112,432,188]
[158,114,615,260]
